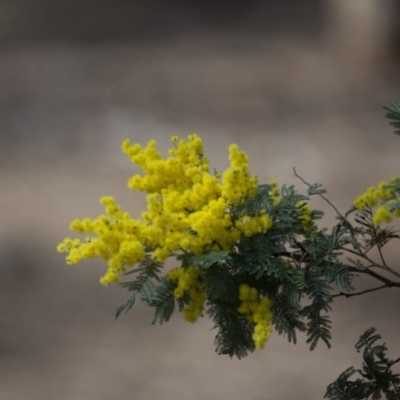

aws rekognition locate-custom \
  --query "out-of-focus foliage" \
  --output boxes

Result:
[325,328,400,400]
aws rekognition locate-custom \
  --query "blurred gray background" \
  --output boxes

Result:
[1,1,400,399]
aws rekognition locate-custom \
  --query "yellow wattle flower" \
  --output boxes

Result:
[354,177,400,224]
[238,284,273,349]
[57,134,272,287]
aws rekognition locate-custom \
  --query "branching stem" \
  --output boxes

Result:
[333,283,400,298]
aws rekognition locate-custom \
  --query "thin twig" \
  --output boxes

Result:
[333,282,400,298]
[342,246,400,279]
[347,265,396,285]
[370,210,389,267]
[273,250,396,285]
[342,247,386,270]
[293,167,346,222]
[388,356,400,368]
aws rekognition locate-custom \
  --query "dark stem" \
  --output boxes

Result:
[333,283,400,298]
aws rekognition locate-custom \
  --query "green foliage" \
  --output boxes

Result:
[233,184,350,352]
[353,207,399,250]
[116,182,361,357]
[305,312,332,350]
[325,328,400,400]
[145,277,176,325]
[201,264,230,300]
[178,250,231,268]
[111,104,400,399]
[307,182,327,196]
[114,255,163,318]
[384,102,400,136]
[113,154,400,397]
[234,183,275,216]
[207,301,255,358]
[270,286,306,344]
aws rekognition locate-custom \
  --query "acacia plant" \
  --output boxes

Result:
[57,104,400,399]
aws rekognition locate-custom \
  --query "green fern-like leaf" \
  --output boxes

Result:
[384,102,400,136]
[326,328,400,399]
[208,301,255,358]
[234,184,275,217]
[271,290,306,345]
[179,250,230,268]
[202,264,230,300]
[325,367,369,400]
[115,255,163,318]
[148,277,176,325]
[114,294,137,318]
[305,312,332,350]
[308,183,327,195]
[234,233,272,277]
[321,261,354,291]
[302,270,333,314]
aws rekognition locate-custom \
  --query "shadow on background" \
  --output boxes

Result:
[1,2,400,399]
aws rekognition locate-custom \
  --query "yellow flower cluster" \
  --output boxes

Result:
[238,284,273,349]
[57,196,146,285]
[353,181,393,210]
[268,179,281,206]
[235,214,273,237]
[168,267,206,323]
[353,179,400,225]
[57,134,272,286]
[296,201,313,230]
